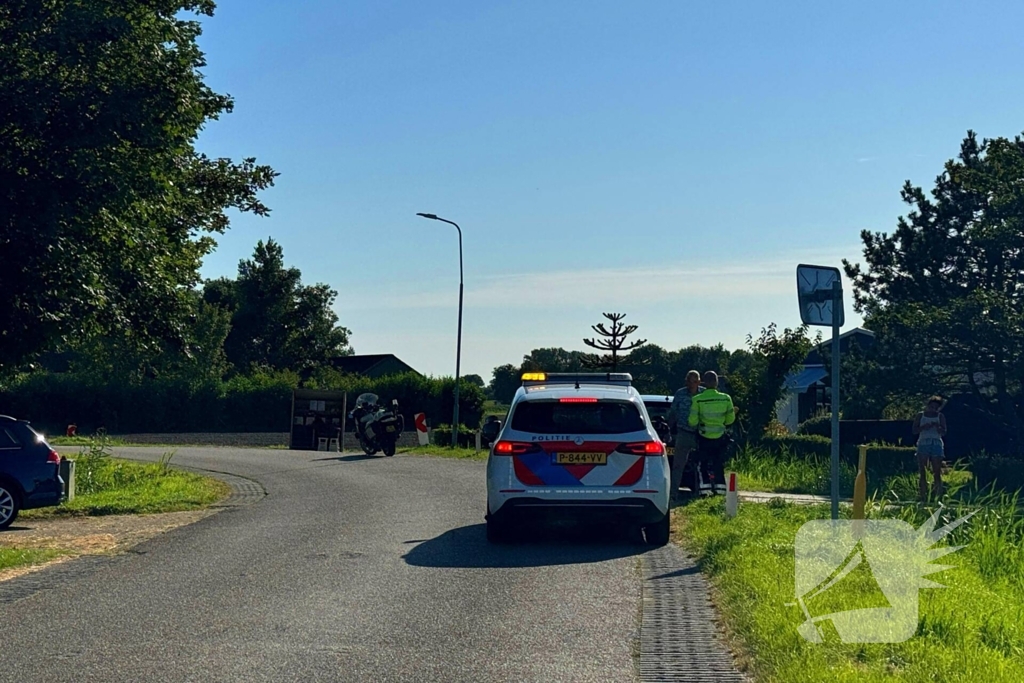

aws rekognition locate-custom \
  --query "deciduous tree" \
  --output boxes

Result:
[0,1,276,375]
[208,239,351,374]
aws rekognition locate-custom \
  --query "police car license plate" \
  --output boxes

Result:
[555,452,607,465]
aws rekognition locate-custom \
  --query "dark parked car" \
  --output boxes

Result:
[0,416,64,529]
[642,395,700,495]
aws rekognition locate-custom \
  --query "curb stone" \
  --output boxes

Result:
[0,470,265,605]
[640,543,747,682]
[175,467,267,507]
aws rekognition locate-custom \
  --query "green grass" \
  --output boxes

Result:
[399,444,487,460]
[675,489,1024,682]
[0,548,68,572]
[49,434,129,447]
[483,400,509,419]
[728,445,974,500]
[23,454,229,518]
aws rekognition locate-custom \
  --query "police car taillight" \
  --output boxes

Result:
[493,441,540,456]
[616,441,664,456]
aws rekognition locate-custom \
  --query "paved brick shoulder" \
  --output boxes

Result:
[640,543,747,682]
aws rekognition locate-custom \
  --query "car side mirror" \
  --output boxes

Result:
[481,420,502,440]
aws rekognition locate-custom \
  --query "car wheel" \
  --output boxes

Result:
[645,514,670,546]
[382,442,396,457]
[0,483,20,530]
[486,517,511,544]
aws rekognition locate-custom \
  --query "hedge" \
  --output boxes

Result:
[0,370,486,435]
[759,435,1024,492]
[970,456,1024,493]
[759,434,918,477]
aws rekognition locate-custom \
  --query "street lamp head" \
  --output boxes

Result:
[416,212,438,220]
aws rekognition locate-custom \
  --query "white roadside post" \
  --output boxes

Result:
[475,430,481,453]
[796,265,846,520]
[340,393,347,452]
[725,471,739,518]
[414,413,429,447]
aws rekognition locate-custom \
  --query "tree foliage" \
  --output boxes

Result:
[489,342,757,405]
[582,313,647,371]
[740,324,813,442]
[844,131,1024,447]
[520,347,591,373]
[0,0,276,375]
[489,364,521,405]
[206,239,351,374]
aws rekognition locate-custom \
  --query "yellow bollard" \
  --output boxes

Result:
[852,444,868,524]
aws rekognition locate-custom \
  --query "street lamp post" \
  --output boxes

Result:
[416,213,463,448]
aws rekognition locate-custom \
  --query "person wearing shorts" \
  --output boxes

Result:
[913,396,947,500]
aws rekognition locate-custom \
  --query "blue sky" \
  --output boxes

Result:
[194,0,1024,378]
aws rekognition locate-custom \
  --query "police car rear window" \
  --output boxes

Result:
[510,400,645,434]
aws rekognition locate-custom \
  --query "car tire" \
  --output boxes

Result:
[486,517,511,544]
[382,442,396,457]
[0,482,20,530]
[645,514,670,546]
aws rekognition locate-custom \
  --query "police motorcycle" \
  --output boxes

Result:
[349,393,405,457]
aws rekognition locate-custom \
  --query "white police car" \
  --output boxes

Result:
[485,372,670,545]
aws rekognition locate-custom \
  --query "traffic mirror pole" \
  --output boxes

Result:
[830,280,841,520]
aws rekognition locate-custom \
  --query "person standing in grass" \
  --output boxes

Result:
[668,370,704,504]
[913,396,947,500]
[688,371,736,495]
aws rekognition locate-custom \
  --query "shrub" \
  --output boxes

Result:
[430,424,476,448]
[797,413,832,437]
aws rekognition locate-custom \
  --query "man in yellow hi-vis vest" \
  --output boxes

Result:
[688,371,736,494]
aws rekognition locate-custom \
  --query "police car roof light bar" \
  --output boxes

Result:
[520,372,633,387]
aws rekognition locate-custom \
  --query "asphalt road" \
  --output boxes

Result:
[0,447,654,682]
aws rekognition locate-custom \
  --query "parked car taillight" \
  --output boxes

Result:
[47,449,60,464]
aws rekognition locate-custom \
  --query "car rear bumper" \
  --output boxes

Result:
[23,491,62,509]
[22,476,63,510]
[487,497,666,525]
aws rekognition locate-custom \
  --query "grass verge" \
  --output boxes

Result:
[0,548,68,572]
[399,444,487,461]
[674,491,1024,682]
[728,445,974,500]
[50,434,128,447]
[24,444,229,518]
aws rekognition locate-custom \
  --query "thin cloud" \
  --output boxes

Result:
[343,247,861,311]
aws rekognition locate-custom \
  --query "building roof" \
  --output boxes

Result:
[804,327,875,365]
[785,366,829,391]
[328,354,419,377]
